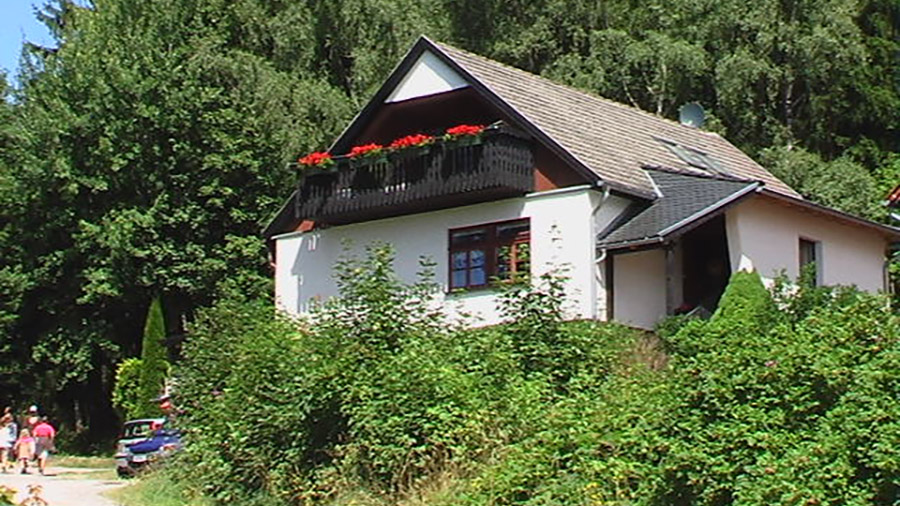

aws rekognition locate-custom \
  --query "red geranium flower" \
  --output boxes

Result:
[348,143,384,158]
[389,133,434,150]
[445,124,486,137]
[298,151,333,167]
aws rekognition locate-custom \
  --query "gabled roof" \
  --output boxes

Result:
[597,167,900,250]
[429,39,799,199]
[330,36,799,200]
[265,36,800,238]
[598,168,760,250]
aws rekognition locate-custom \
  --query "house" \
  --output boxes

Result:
[264,37,899,329]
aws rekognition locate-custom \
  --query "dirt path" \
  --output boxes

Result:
[0,465,127,506]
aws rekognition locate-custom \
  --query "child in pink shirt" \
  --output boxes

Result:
[14,428,35,474]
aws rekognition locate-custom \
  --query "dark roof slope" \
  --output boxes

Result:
[432,40,800,199]
[598,168,759,249]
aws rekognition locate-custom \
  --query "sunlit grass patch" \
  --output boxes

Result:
[105,471,215,506]
[52,455,115,469]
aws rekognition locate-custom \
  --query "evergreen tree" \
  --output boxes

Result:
[137,298,168,418]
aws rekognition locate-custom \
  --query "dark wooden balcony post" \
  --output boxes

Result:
[665,242,677,315]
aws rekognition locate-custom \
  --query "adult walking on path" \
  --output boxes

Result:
[24,406,40,432]
[0,415,15,473]
[32,419,55,476]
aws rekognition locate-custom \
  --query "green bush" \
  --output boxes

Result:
[112,357,143,420]
[170,259,900,506]
[173,245,641,504]
[443,271,900,506]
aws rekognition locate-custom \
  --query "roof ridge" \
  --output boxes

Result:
[432,40,721,137]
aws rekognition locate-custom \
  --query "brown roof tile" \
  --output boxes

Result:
[433,40,800,198]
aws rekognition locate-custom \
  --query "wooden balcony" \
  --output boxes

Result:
[295,128,534,225]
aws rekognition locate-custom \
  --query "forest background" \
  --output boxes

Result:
[0,0,897,447]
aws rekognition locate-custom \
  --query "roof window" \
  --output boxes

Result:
[658,139,727,174]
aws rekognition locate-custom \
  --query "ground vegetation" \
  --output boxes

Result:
[161,247,900,505]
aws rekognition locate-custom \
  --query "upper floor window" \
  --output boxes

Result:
[449,219,530,290]
[799,238,820,286]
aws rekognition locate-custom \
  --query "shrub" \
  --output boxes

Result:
[446,271,900,506]
[171,258,900,506]
[653,272,900,505]
[112,357,143,420]
[497,270,570,383]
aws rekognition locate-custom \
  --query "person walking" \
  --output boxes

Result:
[24,406,39,431]
[0,414,14,472]
[32,417,55,475]
[4,408,17,471]
[13,428,35,474]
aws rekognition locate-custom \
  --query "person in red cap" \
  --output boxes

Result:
[32,417,55,475]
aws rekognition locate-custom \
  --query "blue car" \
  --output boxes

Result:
[115,422,181,477]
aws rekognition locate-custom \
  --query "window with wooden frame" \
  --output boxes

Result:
[449,219,530,290]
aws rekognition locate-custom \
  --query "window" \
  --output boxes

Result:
[799,238,820,286]
[449,219,530,289]
[657,138,727,174]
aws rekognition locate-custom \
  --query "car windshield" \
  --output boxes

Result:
[121,422,156,439]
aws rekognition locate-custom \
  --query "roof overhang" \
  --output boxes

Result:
[603,186,900,254]
[598,167,761,252]
[602,184,758,252]
[758,189,900,241]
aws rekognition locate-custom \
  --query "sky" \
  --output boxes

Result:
[0,1,53,80]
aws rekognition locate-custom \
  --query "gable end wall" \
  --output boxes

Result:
[725,196,887,292]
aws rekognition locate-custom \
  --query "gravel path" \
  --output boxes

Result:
[0,466,127,506]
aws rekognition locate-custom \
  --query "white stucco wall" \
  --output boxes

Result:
[726,195,888,292]
[592,194,632,321]
[612,249,667,330]
[385,51,469,103]
[275,186,619,326]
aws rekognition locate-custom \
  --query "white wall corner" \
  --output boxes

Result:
[725,210,754,273]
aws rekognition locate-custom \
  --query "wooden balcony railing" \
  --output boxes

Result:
[295,128,534,224]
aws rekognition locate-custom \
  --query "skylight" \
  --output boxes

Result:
[658,139,727,174]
